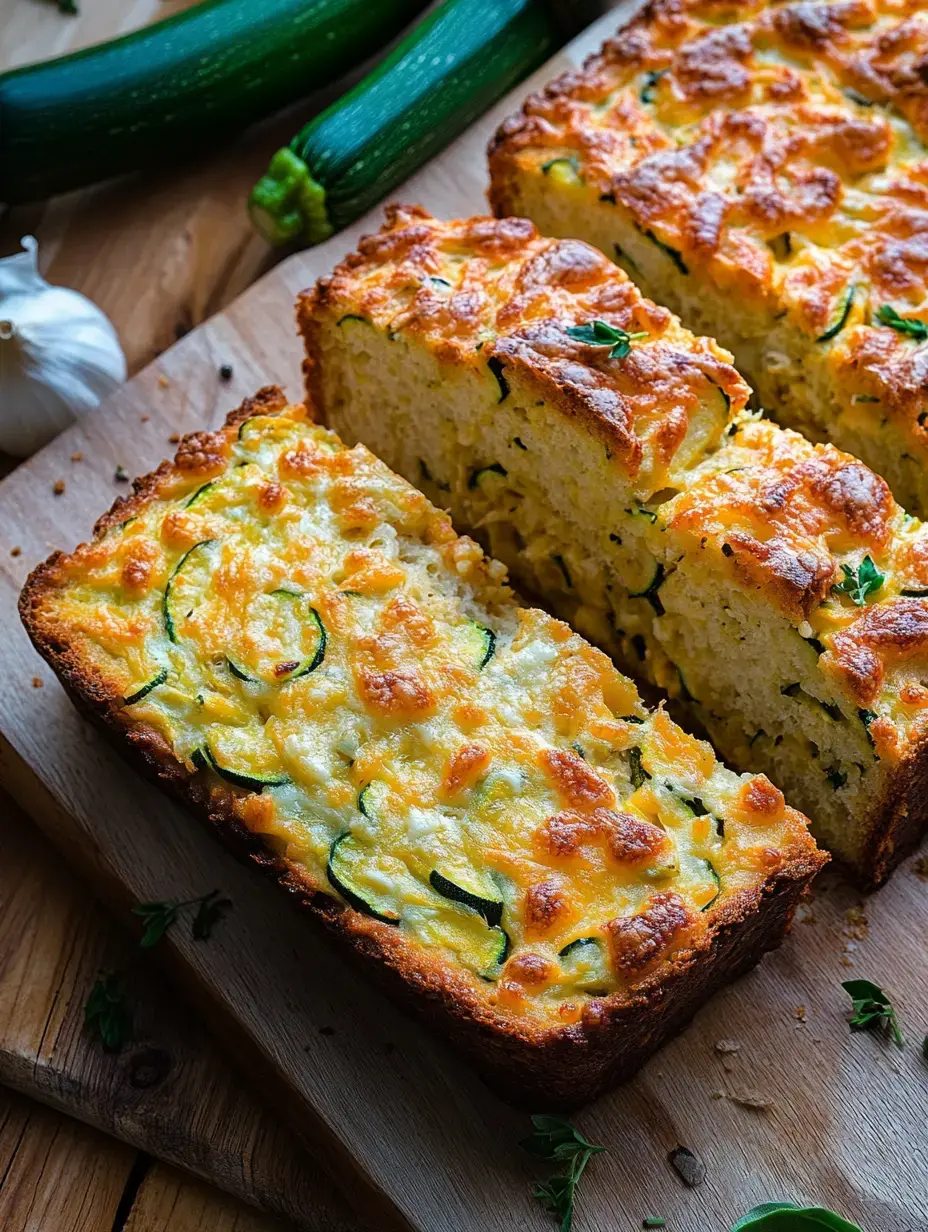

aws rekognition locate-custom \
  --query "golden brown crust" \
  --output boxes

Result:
[300,204,750,493]
[19,387,823,1106]
[488,0,928,447]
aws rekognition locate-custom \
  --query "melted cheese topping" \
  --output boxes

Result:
[489,0,928,464]
[39,401,817,1022]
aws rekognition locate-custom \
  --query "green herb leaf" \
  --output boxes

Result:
[566,320,648,361]
[876,304,928,340]
[192,890,232,940]
[842,979,904,1048]
[84,971,132,1050]
[643,1220,666,1229]
[133,890,231,947]
[831,555,885,606]
[731,1202,862,1230]
[132,900,181,948]
[522,1115,605,1232]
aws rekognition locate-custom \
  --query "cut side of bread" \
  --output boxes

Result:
[300,207,928,887]
[19,386,823,1108]
[488,0,928,518]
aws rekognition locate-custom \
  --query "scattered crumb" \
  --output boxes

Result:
[168,433,180,444]
[722,1057,736,1072]
[844,905,869,941]
[794,1005,807,1022]
[728,1090,772,1110]
[710,1090,725,1100]
[913,856,928,881]
[140,414,150,424]
[158,374,170,389]
[714,1039,741,1054]
[53,479,65,496]
[668,1145,705,1188]
[795,902,817,926]
[318,1025,335,1036]
[11,546,21,557]
[219,363,233,381]
[114,465,129,483]
[32,676,43,688]
[70,450,83,463]
[840,955,854,968]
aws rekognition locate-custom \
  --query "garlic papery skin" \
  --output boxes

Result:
[0,236,127,457]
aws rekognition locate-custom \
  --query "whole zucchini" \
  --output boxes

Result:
[0,0,428,205]
[249,0,561,247]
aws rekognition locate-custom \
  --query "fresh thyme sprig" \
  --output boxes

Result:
[521,1114,605,1231]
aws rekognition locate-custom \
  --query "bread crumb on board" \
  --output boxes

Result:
[52,480,65,496]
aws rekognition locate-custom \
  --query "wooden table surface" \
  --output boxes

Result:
[0,1,330,1228]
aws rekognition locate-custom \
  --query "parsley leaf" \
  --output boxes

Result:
[192,890,232,940]
[133,900,181,948]
[566,320,648,360]
[84,971,133,1050]
[133,890,231,947]
[876,304,928,340]
[521,1115,605,1231]
[842,979,904,1048]
[831,555,884,606]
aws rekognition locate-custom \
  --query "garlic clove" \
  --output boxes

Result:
[0,236,127,458]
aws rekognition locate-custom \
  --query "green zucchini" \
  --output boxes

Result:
[558,937,611,993]
[627,746,651,790]
[163,539,218,644]
[454,621,496,669]
[468,462,508,489]
[185,481,218,509]
[124,667,167,706]
[636,224,688,275]
[358,779,391,821]
[327,833,401,924]
[700,860,721,910]
[816,284,857,343]
[249,0,560,246]
[488,356,510,402]
[225,591,326,685]
[201,729,291,791]
[0,0,428,205]
[428,912,509,977]
[780,682,843,722]
[628,560,666,614]
[429,869,504,928]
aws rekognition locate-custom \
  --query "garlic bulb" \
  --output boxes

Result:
[0,236,127,457]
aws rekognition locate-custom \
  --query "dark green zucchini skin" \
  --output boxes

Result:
[0,0,428,205]
[250,0,560,246]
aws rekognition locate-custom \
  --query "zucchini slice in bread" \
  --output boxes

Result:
[19,387,822,1108]
[488,0,928,519]
[300,207,928,887]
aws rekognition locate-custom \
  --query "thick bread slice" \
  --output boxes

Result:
[487,0,928,518]
[19,386,823,1108]
[300,206,928,886]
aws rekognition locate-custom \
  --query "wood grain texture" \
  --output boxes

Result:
[0,1086,133,1231]
[1,6,927,1231]
[0,798,357,1231]
[0,1087,289,1232]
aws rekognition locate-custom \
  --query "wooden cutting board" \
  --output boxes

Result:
[1,7,926,1230]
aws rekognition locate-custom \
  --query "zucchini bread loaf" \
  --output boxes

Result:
[488,0,928,518]
[19,387,823,1107]
[300,207,928,887]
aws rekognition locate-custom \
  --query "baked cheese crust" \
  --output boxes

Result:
[20,387,822,1105]
[301,206,928,883]
[489,0,928,516]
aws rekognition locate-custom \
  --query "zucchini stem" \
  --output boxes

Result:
[249,147,333,247]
